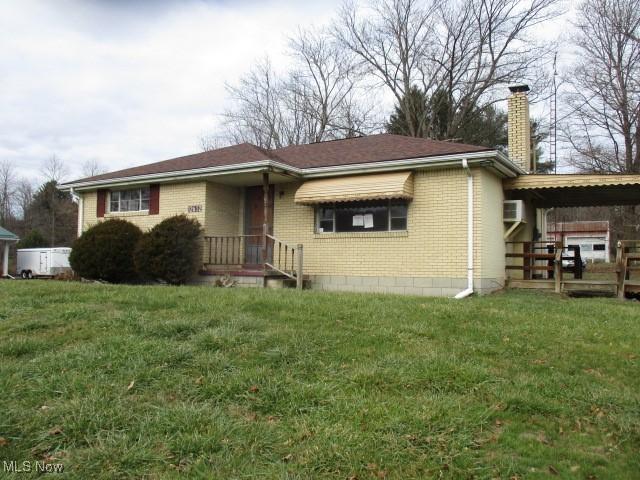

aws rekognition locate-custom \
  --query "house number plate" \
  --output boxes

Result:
[187,205,202,213]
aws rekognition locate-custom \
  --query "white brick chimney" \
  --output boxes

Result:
[507,85,531,172]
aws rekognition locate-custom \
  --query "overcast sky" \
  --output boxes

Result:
[1,0,572,184]
[0,0,342,182]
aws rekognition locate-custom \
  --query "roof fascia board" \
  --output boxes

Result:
[62,159,279,191]
[61,150,522,191]
[300,151,521,178]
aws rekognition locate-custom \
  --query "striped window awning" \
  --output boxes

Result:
[294,171,414,204]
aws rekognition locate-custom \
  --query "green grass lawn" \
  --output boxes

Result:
[0,282,638,479]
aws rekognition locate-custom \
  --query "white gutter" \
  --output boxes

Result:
[454,158,474,299]
[59,150,523,192]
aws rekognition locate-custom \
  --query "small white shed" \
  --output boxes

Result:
[0,226,19,277]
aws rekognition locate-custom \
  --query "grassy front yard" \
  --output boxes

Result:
[0,282,638,479]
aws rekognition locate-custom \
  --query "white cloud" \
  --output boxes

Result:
[0,0,341,182]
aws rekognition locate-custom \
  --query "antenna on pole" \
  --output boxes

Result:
[550,51,558,174]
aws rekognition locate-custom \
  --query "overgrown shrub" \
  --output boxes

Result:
[69,219,142,283]
[134,215,202,285]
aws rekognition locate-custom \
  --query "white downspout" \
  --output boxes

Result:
[70,188,83,237]
[454,159,474,299]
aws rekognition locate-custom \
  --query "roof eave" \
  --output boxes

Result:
[59,159,281,191]
[299,150,522,178]
[60,150,522,192]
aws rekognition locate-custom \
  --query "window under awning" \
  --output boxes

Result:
[294,171,414,204]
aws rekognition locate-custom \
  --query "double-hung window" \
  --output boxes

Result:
[109,187,150,213]
[316,199,408,233]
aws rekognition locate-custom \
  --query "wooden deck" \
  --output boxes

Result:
[508,278,619,296]
[506,240,640,298]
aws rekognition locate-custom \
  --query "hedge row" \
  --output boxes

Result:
[69,215,202,285]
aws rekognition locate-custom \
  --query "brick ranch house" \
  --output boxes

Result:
[60,86,640,297]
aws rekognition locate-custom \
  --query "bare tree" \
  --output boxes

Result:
[287,27,374,141]
[199,134,233,152]
[332,0,437,137]
[81,159,107,177]
[219,30,378,149]
[222,58,289,149]
[0,160,15,225]
[14,179,34,224]
[333,0,561,138]
[563,0,640,173]
[42,154,68,183]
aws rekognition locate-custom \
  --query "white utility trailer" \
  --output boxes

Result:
[17,248,72,279]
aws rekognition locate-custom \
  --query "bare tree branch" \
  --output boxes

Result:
[42,154,68,183]
[333,0,561,139]
[562,0,640,173]
[0,160,15,224]
[81,159,107,178]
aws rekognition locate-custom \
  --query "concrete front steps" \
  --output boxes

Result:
[198,266,309,289]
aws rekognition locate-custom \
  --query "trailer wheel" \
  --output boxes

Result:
[27,271,33,279]
[21,271,28,279]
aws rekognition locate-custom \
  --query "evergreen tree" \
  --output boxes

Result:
[387,86,553,174]
[386,86,507,149]
[25,181,77,247]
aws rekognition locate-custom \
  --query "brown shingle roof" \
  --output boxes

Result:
[73,143,271,183]
[70,134,492,184]
[272,134,491,168]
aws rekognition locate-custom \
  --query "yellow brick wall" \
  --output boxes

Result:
[508,92,531,172]
[205,183,242,236]
[79,169,509,281]
[477,170,507,281]
[81,181,242,264]
[82,182,208,231]
[273,168,503,279]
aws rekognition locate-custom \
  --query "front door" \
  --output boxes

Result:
[244,185,274,265]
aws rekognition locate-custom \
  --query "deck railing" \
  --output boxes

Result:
[505,241,583,286]
[616,240,640,298]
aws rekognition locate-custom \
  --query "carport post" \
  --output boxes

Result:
[2,241,8,277]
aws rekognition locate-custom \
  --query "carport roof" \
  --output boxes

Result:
[0,226,19,241]
[503,174,640,207]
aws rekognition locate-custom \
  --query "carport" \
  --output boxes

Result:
[503,174,640,297]
[503,174,640,208]
[0,226,19,277]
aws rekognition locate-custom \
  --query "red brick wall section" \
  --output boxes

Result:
[149,184,160,215]
[96,189,107,217]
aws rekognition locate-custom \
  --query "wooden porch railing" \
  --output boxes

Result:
[204,235,261,266]
[203,234,304,290]
[265,234,303,289]
[616,240,640,298]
